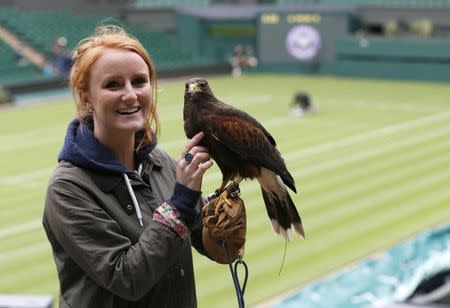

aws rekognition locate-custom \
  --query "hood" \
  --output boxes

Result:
[58,118,157,174]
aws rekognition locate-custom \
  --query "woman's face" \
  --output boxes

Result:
[83,48,152,143]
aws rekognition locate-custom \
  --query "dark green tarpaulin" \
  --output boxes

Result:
[276,223,450,307]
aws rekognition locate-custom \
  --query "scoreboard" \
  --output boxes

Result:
[257,8,353,67]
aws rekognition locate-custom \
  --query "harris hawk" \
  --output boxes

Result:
[183,77,305,241]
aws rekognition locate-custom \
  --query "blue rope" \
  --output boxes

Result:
[219,240,248,308]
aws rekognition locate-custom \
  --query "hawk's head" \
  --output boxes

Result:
[184,77,214,102]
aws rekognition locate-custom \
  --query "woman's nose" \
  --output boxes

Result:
[121,83,138,103]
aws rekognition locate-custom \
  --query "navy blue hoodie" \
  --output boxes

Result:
[58,118,200,226]
[58,118,156,174]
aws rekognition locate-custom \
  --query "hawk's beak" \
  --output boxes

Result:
[188,83,201,94]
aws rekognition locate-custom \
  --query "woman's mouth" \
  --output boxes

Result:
[117,106,140,115]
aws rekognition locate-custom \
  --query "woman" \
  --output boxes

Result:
[43,25,245,307]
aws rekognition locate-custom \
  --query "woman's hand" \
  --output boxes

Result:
[176,132,213,191]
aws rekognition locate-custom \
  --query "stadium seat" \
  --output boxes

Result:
[0,39,42,86]
[0,7,212,82]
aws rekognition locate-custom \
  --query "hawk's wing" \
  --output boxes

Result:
[202,104,295,191]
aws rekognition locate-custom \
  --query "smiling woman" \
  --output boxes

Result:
[69,26,160,165]
[78,48,153,169]
[41,25,246,308]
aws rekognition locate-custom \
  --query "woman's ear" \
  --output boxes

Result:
[80,91,91,112]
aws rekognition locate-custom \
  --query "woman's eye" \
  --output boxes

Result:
[133,77,147,87]
[105,81,121,89]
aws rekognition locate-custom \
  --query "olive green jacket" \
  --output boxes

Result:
[43,147,206,308]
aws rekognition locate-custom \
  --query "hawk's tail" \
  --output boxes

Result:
[258,168,305,241]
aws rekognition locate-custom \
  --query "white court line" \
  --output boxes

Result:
[348,100,444,114]
[224,94,274,107]
[294,125,450,179]
[285,110,450,161]
[319,96,447,114]
[0,135,63,153]
[0,125,64,140]
[0,219,42,240]
[0,242,49,263]
[0,125,65,153]
[0,168,54,185]
[302,134,450,195]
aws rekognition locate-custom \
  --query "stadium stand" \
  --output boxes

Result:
[0,5,216,88]
[0,9,100,57]
[0,35,41,86]
[2,0,450,97]
[126,26,215,69]
[277,0,450,7]
[135,0,211,8]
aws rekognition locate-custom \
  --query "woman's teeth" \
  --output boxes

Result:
[117,107,140,115]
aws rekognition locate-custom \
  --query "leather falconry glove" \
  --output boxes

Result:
[202,183,246,264]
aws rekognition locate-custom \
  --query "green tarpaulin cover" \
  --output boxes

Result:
[276,223,450,307]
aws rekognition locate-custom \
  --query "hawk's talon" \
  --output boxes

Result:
[230,192,240,200]
[206,191,219,202]
[227,182,241,200]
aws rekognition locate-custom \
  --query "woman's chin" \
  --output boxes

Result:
[119,119,146,132]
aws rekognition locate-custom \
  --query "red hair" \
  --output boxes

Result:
[70,25,160,147]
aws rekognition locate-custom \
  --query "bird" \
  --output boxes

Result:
[183,77,305,241]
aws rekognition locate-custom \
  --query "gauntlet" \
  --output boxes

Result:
[202,183,246,264]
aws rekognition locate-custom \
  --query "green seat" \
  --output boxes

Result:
[0,7,215,82]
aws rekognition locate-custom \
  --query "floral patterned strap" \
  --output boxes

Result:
[153,203,190,239]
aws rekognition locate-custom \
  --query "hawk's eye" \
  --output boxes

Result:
[185,84,189,89]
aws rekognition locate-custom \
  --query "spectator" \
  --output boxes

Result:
[14,42,29,67]
[230,44,258,77]
[41,61,55,78]
[52,36,72,79]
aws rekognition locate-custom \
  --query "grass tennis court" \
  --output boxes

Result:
[1,74,449,307]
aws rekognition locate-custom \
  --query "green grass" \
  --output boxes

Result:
[1,74,450,307]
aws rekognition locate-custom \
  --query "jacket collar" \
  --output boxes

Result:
[87,156,161,194]
[58,117,158,175]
